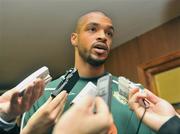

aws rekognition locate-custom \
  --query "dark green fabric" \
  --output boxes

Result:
[22,73,156,134]
[157,116,180,134]
[0,125,19,134]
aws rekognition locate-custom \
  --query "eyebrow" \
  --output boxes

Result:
[107,26,114,32]
[86,22,99,27]
[86,22,114,32]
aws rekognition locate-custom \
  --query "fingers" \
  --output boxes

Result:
[131,90,147,101]
[95,97,109,114]
[144,89,161,105]
[18,78,45,112]
[21,84,34,111]
[30,80,40,104]
[95,97,112,125]
[129,88,139,100]
[0,78,45,121]
[38,79,45,98]
[43,96,53,106]
[41,90,67,108]
[128,88,140,110]
[29,79,45,105]
[35,78,45,99]
[52,94,67,122]
[90,97,112,132]
[0,92,20,121]
[10,92,21,110]
[42,91,67,124]
[48,91,67,111]
[128,89,147,111]
[74,96,94,112]
[129,88,160,106]
[10,92,19,104]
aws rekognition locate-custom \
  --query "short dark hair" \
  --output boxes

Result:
[75,11,111,33]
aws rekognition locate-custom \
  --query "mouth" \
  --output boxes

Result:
[92,42,108,53]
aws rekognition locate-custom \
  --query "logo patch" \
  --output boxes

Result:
[113,91,128,105]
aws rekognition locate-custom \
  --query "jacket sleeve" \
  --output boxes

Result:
[157,116,180,134]
[0,125,19,134]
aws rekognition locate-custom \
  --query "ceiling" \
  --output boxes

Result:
[0,0,180,88]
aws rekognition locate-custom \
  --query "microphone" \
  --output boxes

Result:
[16,66,52,96]
[97,74,112,111]
[51,68,79,98]
[118,77,149,108]
[71,82,97,105]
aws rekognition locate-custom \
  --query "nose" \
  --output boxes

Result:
[96,30,107,43]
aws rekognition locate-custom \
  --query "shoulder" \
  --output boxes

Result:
[38,75,65,101]
[45,76,64,89]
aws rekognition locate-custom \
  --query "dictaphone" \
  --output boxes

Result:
[16,66,52,96]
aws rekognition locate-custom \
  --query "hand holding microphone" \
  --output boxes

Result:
[128,88,177,131]
[0,66,51,123]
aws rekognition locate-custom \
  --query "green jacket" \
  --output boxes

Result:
[21,72,156,134]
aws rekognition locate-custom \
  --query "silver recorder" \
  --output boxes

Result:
[97,74,112,111]
[118,76,144,99]
[118,77,148,107]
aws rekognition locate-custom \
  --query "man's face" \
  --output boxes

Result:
[73,13,114,67]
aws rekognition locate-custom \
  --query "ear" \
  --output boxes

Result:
[71,32,78,47]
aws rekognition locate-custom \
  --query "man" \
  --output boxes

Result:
[21,11,156,134]
[0,78,44,134]
[128,88,180,134]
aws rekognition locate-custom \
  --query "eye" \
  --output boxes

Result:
[106,31,113,38]
[88,27,97,32]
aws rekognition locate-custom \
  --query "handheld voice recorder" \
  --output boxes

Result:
[16,66,52,96]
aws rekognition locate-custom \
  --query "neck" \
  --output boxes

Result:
[75,55,105,78]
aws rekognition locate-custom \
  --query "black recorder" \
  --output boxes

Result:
[51,68,79,98]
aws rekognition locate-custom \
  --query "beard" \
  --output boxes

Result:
[78,46,107,67]
[86,55,107,67]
